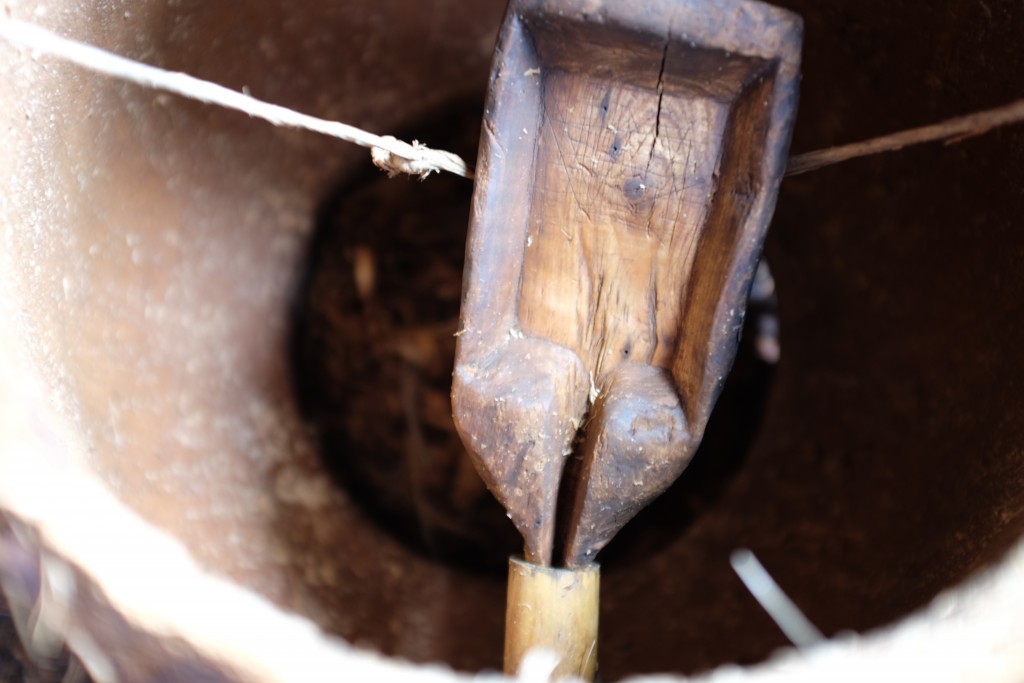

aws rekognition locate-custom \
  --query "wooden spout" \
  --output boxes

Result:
[452,0,802,567]
[454,0,802,675]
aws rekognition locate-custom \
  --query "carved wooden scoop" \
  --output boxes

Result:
[452,0,800,674]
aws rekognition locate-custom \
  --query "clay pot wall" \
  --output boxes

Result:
[0,1,1021,681]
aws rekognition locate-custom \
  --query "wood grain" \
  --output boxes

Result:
[518,74,725,380]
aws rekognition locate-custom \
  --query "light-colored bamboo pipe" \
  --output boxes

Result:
[504,557,600,681]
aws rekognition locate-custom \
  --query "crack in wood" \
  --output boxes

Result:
[645,38,670,239]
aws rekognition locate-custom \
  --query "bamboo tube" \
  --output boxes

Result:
[504,557,599,681]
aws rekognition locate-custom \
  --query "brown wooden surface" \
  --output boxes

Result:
[453,0,802,567]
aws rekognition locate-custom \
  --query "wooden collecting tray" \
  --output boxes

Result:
[453,0,802,566]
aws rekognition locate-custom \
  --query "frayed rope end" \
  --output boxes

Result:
[371,137,474,180]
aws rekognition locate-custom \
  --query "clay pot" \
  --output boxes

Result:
[0,1,1021,681]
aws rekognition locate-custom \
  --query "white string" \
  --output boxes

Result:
[0,18,474,180]
[731,548,825,649]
